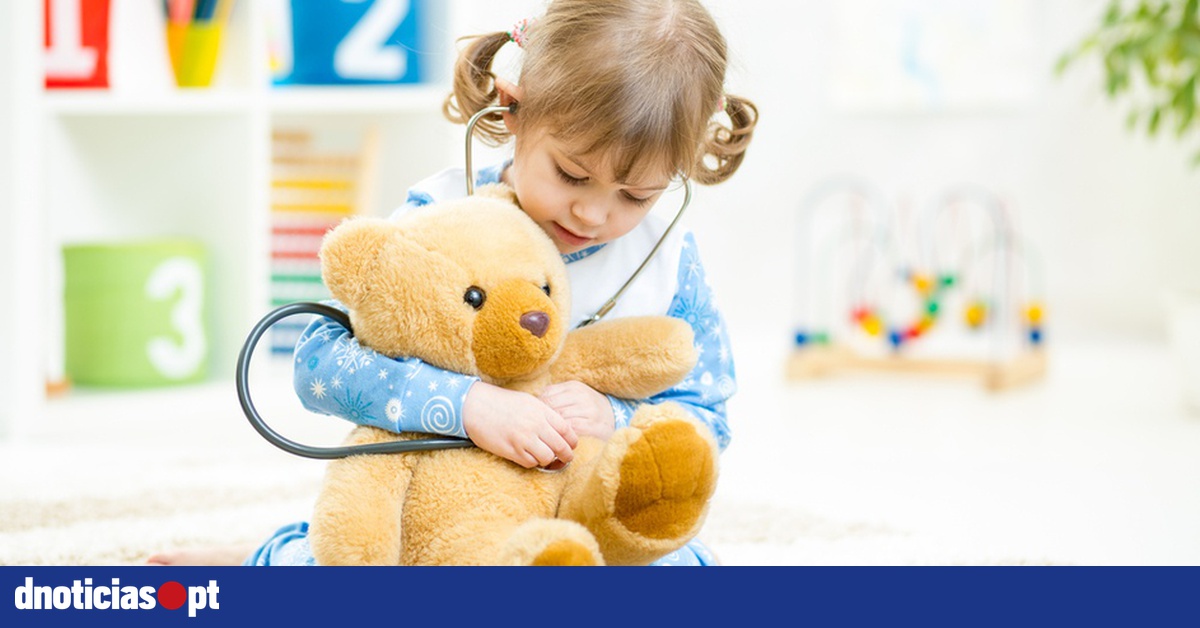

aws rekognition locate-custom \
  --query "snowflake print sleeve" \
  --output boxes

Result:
[292,303,476,439]
[606,233,735,451]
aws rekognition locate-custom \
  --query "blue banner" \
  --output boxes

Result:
[2,566,1197,626]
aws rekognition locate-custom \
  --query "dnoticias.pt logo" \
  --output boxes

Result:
[14,577,219,617]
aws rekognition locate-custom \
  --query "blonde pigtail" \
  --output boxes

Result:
[692,94,758,185]
[442,31,515,146]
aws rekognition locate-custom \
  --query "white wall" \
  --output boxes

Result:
[1,0,47,437]
[458,0,1200,346]
[695,0,1200,346]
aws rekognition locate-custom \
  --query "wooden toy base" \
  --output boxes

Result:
[786,345,1047,392]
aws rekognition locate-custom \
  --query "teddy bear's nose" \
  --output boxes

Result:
[520,311,550,338]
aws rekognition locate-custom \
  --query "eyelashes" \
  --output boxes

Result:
[555,165,651,208]
[622,192,652,208]
[555,165,587,186]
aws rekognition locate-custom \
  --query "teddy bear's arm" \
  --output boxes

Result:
[550,316,697,399]
[309,426,419,566]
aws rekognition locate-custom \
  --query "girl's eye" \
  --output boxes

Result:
[555,165,588,186]
[463,286,486,310]
[622,192,652,208]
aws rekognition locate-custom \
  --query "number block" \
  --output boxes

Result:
[44,0,111,89]
[274,0,429,86]
[63,240,209,387]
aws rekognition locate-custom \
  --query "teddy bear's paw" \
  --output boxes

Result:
[498,519,604,566]
[614,405,719,542]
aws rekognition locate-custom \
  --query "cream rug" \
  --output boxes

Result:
[0,429,1051,566]
[0,376,1067,566]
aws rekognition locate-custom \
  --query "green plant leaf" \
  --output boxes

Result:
[1104,1,1123,26]
[1054,53,1073,75]
[1059,0,1200,167]
[1142,55,1161,85]
[1177,76,1197,135]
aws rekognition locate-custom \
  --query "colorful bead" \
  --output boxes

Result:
[965,301,988,328]
[1025,302,1044,325]
[912,272,935,296]
[861,314,884,337]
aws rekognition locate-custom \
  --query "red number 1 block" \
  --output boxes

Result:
[44,0,111,89]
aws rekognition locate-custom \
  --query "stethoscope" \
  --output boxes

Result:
[238,103,692,459]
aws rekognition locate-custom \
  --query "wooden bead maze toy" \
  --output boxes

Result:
[786,177,1046,391]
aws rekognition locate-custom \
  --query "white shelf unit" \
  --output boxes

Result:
[0,0,459,438]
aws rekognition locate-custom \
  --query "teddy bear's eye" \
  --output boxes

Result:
[463,286,487,310]
[541,284,551,297]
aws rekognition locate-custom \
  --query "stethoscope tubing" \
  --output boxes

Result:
[236,302,475,459]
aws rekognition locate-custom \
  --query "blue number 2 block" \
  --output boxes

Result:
[277,0,426,85]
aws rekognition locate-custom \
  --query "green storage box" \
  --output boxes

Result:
[63,239,209,387]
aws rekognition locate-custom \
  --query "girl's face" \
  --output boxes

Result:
[503,128,672,255]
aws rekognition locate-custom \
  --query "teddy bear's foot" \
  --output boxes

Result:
[496,519,604,566]
[615,405,718,541]
[559,403,719,565]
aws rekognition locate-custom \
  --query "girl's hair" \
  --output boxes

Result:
[444,0,757,186]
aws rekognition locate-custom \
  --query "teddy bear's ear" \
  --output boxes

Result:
[319,217,397,307]
[473,183,520,206]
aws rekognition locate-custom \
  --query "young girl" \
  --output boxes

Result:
[151,0,756,567]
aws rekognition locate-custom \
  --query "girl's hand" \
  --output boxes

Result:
[463,381,578,469]
[540,381,616,441]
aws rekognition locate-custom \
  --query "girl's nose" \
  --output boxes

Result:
[571,199,606,227]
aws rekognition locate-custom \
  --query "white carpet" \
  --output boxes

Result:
[3,339,1199,566]
[0,436,1050,567]
[0,379,1004,567]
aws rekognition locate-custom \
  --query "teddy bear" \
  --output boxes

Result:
[307,184,721,566]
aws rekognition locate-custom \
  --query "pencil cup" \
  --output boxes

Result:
[166,22,188,83]
[63,240,209,388]
[167,22,225,88]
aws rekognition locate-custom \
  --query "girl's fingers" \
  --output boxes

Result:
[543,408,579,448]
[540,381,583,402]
[568,420,599,440]
[544,431,574,463]
[526,440,559,468]
[513,450,540,469]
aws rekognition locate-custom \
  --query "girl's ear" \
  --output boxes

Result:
[495,78,524,133]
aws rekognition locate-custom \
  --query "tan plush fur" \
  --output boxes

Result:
[308,184,720,566]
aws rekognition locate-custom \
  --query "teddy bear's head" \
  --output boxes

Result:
[319,185,571,384]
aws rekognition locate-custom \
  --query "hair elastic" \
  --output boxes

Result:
[508,18,534,48]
